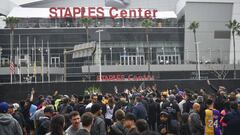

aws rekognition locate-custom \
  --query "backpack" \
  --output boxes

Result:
[109,122,127,135]
[59,104,73,114]
[163,102,177,119]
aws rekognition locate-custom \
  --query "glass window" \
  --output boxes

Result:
[133,56,136,65]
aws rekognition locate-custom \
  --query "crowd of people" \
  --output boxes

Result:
[0,80,240,135]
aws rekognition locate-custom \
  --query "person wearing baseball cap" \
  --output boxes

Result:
[0,102,23,135]
[158,110,179,135]
[37,106,55,135]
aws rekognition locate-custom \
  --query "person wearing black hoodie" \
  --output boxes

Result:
[222,101,240,135]
[148,98,157,131]
[109,109,128,135]
[158,111,179,135]
[0,102,23,135]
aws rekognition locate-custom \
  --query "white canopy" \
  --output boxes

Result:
[8,7,50,18]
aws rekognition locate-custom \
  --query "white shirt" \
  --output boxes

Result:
[85,103,93,109]
[178,99,186,114]
[105,105,115,119]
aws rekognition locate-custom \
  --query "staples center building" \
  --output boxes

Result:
[0,0,239,82]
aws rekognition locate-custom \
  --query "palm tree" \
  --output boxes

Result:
[80,17,93,43]
[80,17,93,80]
[142,19,153,76]
[188,21,200,80]
[226,19,240,79]
[4,17,19,83]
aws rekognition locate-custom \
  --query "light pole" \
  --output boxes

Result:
[136,47,139,65]
[219,49,222,64]
[174,47,177,64]
[27,36,30,78]
[64,49,67,82]
[34,37,37,83]
[162,47,165,64]
[196,42,201,80]
[209,48,212,63]
[47,40,50,82]
[0,46,2,67]
[18,35,21,84]
[96,29,103,81]
[123,47,126,65]
[41,40,44,83]
[110,47,112,65]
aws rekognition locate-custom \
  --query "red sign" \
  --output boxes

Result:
[49,7,158,19]
[96,74,154,81]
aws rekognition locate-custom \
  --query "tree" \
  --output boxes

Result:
[4,17,19,83]
[205,64,230,79]
[188,21,200,79]
[226,19,240,79]
[80,17,93,43]
[141,19,153,76]
[4,17,19,31]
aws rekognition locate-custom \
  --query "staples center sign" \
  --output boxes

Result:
[49,7,158,19]
[96,74,154,81]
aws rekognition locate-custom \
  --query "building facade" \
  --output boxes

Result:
[0,0,239,83]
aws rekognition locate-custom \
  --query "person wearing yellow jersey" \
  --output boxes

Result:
[204,99,221,135]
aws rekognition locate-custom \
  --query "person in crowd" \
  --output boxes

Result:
[183,92,194,113]
[8,103,26,134]
[158,110,179,135]
[109,109,128,135]
[207,80,227,111]
[136,119,149,134]
[188,103,204,135]
[162,94,180,121]
[113,95,128,121]
[204,99,221,135]
[196,95,206,123]
[46,114,68,135]
[77,112,94,135]
[124,97,135,113]
[74,95,86,116]
[104,97,115,130]
[132,96,147,120]
[142,130,160,135]
[59,96,73,114]
[23,89,37,135]
[148,97,157,131]
[85,94,98,111]
[31,98,51,132]
[222,101,240,135]
[35,95,45,109]
[65,111,82,135]
[156,93,168,128]
[0,102,23,135]
[141,96,149,118]
[220,101,231,131]
[38,106,55,135]
[178,92,186,114]
[90,103,107,135]
[180,112,190,135]
[124,113,139,135]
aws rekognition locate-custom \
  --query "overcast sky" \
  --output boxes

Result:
[10,0,42,5]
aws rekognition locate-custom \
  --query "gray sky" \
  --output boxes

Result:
[10,0,43,5]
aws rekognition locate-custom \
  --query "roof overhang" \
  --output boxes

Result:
[0,0,19,16]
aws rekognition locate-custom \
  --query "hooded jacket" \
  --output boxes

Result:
[0,113,23,135]
[188,110,204,135]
